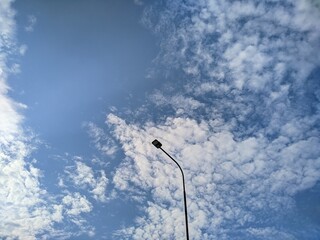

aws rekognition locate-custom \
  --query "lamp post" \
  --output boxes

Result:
[152,139,190,240]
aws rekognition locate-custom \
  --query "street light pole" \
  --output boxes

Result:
[152,139,190,240]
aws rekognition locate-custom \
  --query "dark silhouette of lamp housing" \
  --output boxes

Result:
[151,139,190,240]
[152,139,162,148]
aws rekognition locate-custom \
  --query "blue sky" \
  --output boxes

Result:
[1,0,320,239]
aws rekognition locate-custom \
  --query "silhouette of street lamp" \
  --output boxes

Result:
[152,139,190,240]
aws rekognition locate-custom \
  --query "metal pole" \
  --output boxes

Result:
[151,139,190,240]
[160,147,190,240]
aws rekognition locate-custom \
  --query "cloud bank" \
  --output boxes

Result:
[107,0,320,239]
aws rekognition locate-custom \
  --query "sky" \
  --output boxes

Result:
[1,0,320,239]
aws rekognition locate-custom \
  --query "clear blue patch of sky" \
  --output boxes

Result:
[11,0,160,154]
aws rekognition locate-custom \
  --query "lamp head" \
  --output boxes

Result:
[152,139,162,148]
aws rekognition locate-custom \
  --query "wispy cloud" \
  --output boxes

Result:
[149,91,204,115]
[133,0,143,6]
[105,0,320,238]
[84,122,118,156]
[25,15,36,32]
[65,159,108,202]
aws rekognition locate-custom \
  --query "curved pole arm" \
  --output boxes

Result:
[159,148,186,187]
[152,139,190,240]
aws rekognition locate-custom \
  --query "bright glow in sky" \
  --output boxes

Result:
[1,0,320,239]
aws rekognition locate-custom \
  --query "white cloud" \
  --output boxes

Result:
[59,192,96,237]
[104,0,320,238]
[0,147,65,239]
[84,122,118,156]
[0,93,23,137]
[68,161,96,187]
[107,114,320,238]
[62,192,92,216]
[65,160,108,202]
[0,0,15,38]
[149,91,204,115]
[247,227,296,239]
[144,0,320,94]
[91,170,108,202]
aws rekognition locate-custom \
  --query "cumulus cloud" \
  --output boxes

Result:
[104,0,320,239]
